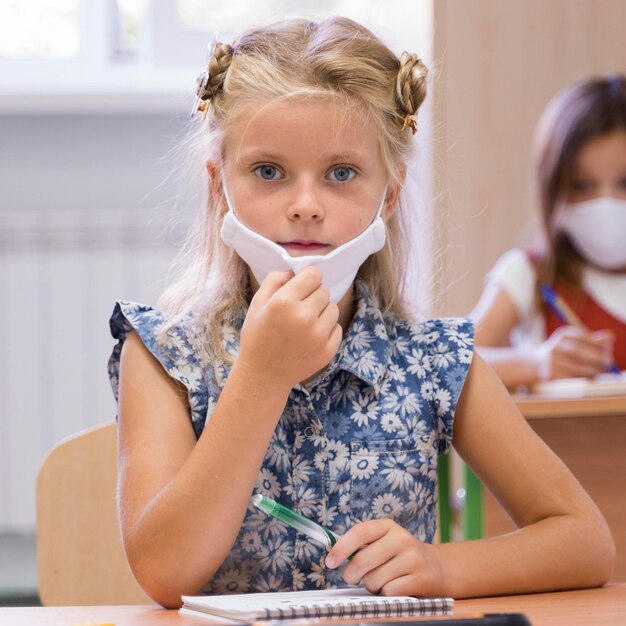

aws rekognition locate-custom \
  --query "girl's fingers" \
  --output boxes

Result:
[552,347,608,378]
[555,360,603,379]
[318,300,340,332]
[552,328,614,373]
[275,266,323,301]
[591,329,615,347]
[326,520,390,568]
[566,347,608,371]
[379,572,424,597]
[340,536,396,587]
[326,521,440,598]
[360,551,415,594]
[329,323,343,349]
[304,281,331,311]
[253,271,294,304]
[337,524,432,594]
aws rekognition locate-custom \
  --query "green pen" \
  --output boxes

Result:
[252,493,339,548]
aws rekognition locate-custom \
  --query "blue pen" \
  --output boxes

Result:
[540,283,621,374]
[539,284,569,324]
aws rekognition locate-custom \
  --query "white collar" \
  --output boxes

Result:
[583,265,626,323]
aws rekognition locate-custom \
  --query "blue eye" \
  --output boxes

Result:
[329,166,356,182]
[254,164,282,180]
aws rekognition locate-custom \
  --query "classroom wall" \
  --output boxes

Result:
[432,0,626,317]
[0,113,186,533]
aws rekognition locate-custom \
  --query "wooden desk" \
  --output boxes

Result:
[0,584,624,625]
[514,393,626,419]
[486,393,626,580]
[458,584,626,625]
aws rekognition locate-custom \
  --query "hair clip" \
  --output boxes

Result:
[191,31,220,119]
[402,114,418,135]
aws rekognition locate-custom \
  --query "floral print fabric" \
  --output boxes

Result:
[109,280,474,594]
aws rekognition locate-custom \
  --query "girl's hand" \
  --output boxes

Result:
[325,519,445,597]
[533,326,615,380]
[238,267,342,390]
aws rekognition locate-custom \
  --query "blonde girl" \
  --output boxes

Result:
[109,18,614,608]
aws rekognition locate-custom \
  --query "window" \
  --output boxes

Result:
[0,0,432,115]
[0,0,80,60]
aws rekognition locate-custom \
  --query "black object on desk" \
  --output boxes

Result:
[352,614,531,626]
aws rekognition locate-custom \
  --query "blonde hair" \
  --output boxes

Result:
[159,17,428,360]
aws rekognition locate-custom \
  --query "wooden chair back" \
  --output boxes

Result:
[36,423,150,605]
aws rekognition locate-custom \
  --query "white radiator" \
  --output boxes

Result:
[0,207,183,532]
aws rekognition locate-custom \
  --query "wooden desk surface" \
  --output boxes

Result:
[514,392,626,419]
[457,584,626,625]
[1,584,624,626]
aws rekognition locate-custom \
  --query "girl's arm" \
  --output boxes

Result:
[327,353,615,597]
[472,286,614,389]
[435,353,615,596]
[471,285,542,389]
[117,268,341,607]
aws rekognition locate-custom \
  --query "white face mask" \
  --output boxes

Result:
[554,197,626,270]
[220,185,387,303]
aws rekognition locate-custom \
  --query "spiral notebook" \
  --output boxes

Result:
[180,588,454,622]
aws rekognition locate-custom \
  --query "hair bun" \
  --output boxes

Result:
[396,52,428,133]
[193,41,234,116]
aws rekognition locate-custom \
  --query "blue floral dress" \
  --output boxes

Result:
[109,280,474,594]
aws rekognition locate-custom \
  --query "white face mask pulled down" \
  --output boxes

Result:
[220,185,387,303]
[554,197,626,270]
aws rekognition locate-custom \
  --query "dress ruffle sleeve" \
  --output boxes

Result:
[418,317,475,455]
[108,301,211,438]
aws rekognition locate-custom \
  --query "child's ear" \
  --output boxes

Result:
[206,160,226,215]
[383,165,406,220]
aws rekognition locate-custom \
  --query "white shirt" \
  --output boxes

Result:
[484,248,626,348]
